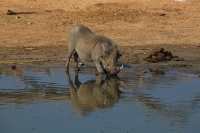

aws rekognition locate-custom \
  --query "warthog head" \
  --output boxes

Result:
[100,45,122,75]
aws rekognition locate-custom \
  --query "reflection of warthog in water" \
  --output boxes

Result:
[66,25,122,76]
[67,72,121,115]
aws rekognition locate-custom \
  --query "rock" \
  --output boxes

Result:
[6,10,17,15]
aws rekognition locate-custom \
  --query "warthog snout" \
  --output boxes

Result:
[110,64,124,75]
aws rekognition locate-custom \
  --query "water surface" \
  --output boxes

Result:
[0,65,200,133]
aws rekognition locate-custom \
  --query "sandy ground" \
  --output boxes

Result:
[0,0,200,74]
[1,0,200,47]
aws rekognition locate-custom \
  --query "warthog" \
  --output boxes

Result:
[66,25,122,76]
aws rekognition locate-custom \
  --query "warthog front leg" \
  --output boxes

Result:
[94,61,107,76]
[65,49,75,72]
[95,61,104,74]
[73,52,80,71]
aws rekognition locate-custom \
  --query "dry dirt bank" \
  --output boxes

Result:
[1,45,200,75]
[0,0,200,47]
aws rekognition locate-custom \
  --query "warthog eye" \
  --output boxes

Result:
[117,52,122,58]
[115,52,121,62]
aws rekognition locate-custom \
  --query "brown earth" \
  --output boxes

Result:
[0,0,200,73]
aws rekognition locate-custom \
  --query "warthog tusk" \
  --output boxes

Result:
[120,64,124,70]
[79,62,85,66]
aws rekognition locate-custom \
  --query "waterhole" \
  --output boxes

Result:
[0,65,200,133]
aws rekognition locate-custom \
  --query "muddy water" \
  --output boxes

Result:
[0,65,200,133]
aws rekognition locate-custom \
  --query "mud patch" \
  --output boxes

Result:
[144,48,184,63]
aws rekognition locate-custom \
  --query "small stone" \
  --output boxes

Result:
[159,13,166,16]
[15,16,20,19]
[6,10,17,15]
[27,22,33,25]
[11,65,17,70]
